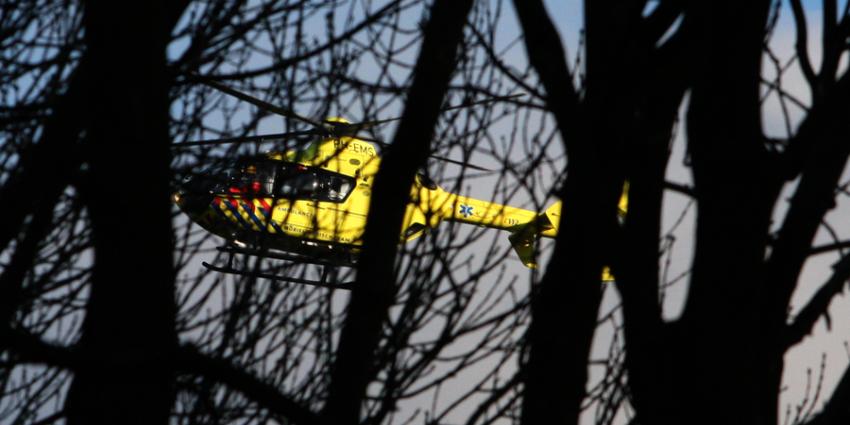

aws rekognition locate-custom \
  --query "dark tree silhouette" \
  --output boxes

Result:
[516,1,850,425]
[63,1,180,423]
[2,1,850,425]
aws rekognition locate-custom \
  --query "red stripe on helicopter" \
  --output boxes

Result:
[223,195,254,212]
[222,198,254,230]
[257,198,272,214]
[242,198,284,234]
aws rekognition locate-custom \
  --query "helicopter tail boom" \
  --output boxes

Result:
[416,187,562,268]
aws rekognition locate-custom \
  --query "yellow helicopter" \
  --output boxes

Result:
[174,77,625,287]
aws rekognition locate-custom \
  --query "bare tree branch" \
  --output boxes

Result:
[321,1,473,423]
[784,254,850,348]
[177,345,320,425]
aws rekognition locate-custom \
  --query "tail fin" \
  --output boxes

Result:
[508,228,538,268]
[507,202,560,268]
[506,200,615,282]
[542,201,561,234]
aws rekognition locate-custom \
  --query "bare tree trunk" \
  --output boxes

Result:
[321,1,473,423]
[0,54,90,346]
[65,1,176,423]
[677,2,778,424]
[616,34,688,425]
[513,1,634,424]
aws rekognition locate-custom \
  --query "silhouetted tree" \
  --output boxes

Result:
[3,1,850,425]
[516,1,850,425]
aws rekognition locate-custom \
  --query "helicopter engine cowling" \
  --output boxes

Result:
[401,174,448,242]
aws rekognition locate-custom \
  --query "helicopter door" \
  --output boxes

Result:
[272,165,358,243]
[310,169,359,244]
[271,164,319,239]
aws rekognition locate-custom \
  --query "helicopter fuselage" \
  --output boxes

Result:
[175,136,563,267]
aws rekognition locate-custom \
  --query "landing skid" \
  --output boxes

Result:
[201,243,356,290]
[216,244,356,267]
[201,261,353,289]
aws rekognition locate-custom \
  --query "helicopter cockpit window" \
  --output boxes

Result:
[276,164,317,199]
[275,164,354,202]
[209,159,276,197]
[317,173,353,202]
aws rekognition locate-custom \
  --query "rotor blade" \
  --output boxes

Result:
[441,93,525,112]
[339,93,526,134]
[173,131,319,147]
[348,135,491,171]
[430,155,491,171]
[347,134,389,147]
[189,74,327,129]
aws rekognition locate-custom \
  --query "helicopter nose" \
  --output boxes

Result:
[173,189,213,216]
[174,172,217,215]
